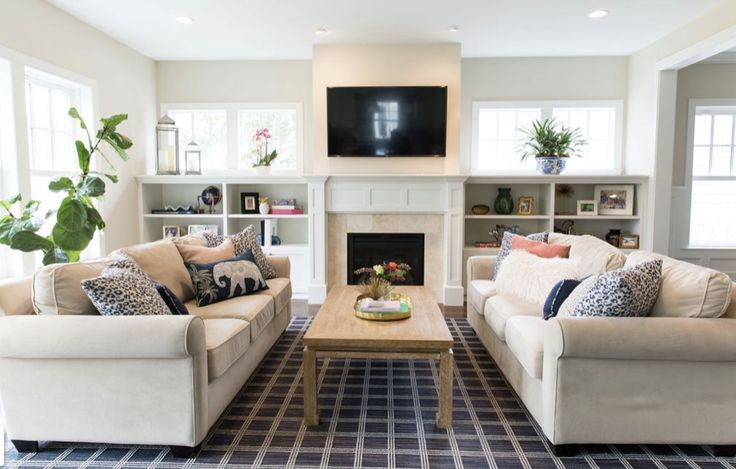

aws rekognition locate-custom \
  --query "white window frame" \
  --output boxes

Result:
[0,44,98,277]
[685,99,736,249]
[470,100,624,175]
[160,102,304,175]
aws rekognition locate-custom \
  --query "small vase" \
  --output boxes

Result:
[605,229,621,247]
[494,188,514,215]
[536,156,566,175]
[259,202,270,215]
[253,165,271,176]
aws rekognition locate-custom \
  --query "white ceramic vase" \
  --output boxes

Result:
[259,202,270,215]
[253,165,271,176]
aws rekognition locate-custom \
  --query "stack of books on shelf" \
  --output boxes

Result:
[271,199,304,215]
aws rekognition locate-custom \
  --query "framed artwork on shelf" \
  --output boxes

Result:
[163,225,180,239]
[241,192,259,214]
[594,185,635,216]
[188,224,218,235]
[517,196,534,215]
[619,234,640,249]
[576,200,598,216]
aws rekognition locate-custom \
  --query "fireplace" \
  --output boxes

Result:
[347,233,425,285]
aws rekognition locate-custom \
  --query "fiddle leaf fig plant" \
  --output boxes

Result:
[0,108,132,265]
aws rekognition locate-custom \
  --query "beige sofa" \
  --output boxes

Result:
[0,239,292,457]
[466,234,736,457]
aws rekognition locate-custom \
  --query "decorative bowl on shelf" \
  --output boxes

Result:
[353,292,412,321]
[471,204,490,215]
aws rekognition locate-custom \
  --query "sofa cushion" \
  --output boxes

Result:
[186,251,269,307]
[468,280,496,315]
[626,251,732,318]
[505,316,545,379]
[118,240,195,302]
[511,236,571,259]
[203,319,251,380]
[256,277,292,314]
[186,294,275,341]
[176,238,236,264]
[32,257,113,315]
[549,233,626,277]
[493,231,549,280]
[484,294,541,342]
[495,251,579,307]
[203,225,277,279]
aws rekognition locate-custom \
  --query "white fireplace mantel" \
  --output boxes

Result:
[307,175,468,306]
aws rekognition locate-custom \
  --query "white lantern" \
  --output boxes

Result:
[185,141,202,175]
[156,115,179,175]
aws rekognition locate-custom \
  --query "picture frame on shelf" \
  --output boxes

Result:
[188,224,218,235]
[594,185,635,216]
[517,196,534,215]
[240,192,259,214]
[576,200,598,216]
[162,225,180,239]
[619,234,640,249]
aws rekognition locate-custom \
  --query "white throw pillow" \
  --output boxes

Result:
[495,250,579,308]
[548,233,626,278]
[625,251,732,318]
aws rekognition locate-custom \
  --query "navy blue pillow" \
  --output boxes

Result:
[185,250,268,307]
[543,279,581,320]
[155,283,189,315]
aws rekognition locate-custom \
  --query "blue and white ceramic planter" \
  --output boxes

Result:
[536,156,566,175]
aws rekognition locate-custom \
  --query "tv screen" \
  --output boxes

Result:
[327,86,447,157]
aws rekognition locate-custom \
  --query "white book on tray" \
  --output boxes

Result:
[359,299,401,312]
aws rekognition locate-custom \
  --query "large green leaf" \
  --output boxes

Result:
[0,217,15,245]
[68,107,87,130]
[52,223,93,252]
[100,113,128,129]
[111,132,133,149]
[0,194,22,212]
[103,136,130,161]
[22,199,41,217]
[9,231,54,252]
[85,205,105,230]
[79,176,105,198]
[76,140,91,172]
[42,248,68,265]
[49,176,75,193]
[56,197,87,232]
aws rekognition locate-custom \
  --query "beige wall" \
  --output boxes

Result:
[0,0,157,254]
[312,43,461,175]
[460,57,629,171]
[673,63,736,186]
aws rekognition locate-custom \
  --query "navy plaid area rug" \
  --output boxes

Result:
[3,317,732,468]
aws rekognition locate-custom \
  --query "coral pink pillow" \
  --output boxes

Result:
[511,236,571,259]
[175,238,236,264]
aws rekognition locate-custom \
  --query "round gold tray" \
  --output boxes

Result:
[354,293,412,321]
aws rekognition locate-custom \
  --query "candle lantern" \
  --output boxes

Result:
[185,141,202,175]
[156,115,179,175]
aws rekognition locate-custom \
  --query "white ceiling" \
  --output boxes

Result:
[46,0,726,60]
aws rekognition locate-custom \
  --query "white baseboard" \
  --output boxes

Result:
[444,285,465,307]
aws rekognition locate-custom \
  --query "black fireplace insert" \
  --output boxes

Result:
[347,233,425,285]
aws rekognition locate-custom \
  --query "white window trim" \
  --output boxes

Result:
[160,102,304,176]
[0,44,99,276]
[470,99,624,175]
[685,98,736,250]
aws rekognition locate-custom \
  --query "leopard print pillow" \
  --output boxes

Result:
[202,226,277,279]
[81,267,171,316]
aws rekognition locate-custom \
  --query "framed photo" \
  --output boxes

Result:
[187,224,218,235]
[594,185,635,216]
[162,225,180,239]
[576,200,598,216]
[241,192,259,214]
[517,196,534,215]
[619,234,640,249]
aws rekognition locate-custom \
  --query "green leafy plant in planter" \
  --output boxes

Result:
[0,108,132,265]
[519,118,586,175]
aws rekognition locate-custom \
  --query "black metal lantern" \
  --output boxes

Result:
[156,115,179,175]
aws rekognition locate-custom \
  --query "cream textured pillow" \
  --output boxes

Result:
[495,250,579,308]
[118,239,195,302]
[175,238,235,264]
[625,251,732,318]
[549,233,626,278]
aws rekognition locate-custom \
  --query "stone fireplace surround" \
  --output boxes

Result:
[307,176,466,306]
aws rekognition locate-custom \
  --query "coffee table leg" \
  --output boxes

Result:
[303,346,319,426]
[437,349,454,428]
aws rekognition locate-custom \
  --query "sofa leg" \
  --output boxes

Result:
[170,444,201,458]
[712,445,736,458]
[549,443,577,457]
[12,440,39,453]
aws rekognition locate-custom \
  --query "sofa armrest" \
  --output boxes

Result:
[466,255,496,283]
[269,256,291,279]
[545,316,736,362]
[0,276,33,316]
[0,315,206,359]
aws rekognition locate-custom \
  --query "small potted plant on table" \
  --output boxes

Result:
[520,118,585,175]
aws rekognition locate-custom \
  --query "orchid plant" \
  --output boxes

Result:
[251,127,278,167]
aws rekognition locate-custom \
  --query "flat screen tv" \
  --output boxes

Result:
[327,86,447,157]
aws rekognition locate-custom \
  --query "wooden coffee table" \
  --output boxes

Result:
[303,285,454,428]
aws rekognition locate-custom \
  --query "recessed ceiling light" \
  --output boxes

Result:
[175,16,194,24]
[315,27,328,35]
[588,10,608,18]
[448,25,460,32]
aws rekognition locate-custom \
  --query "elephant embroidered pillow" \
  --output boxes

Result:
[185,250,269,307]
[203,225,277,279]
